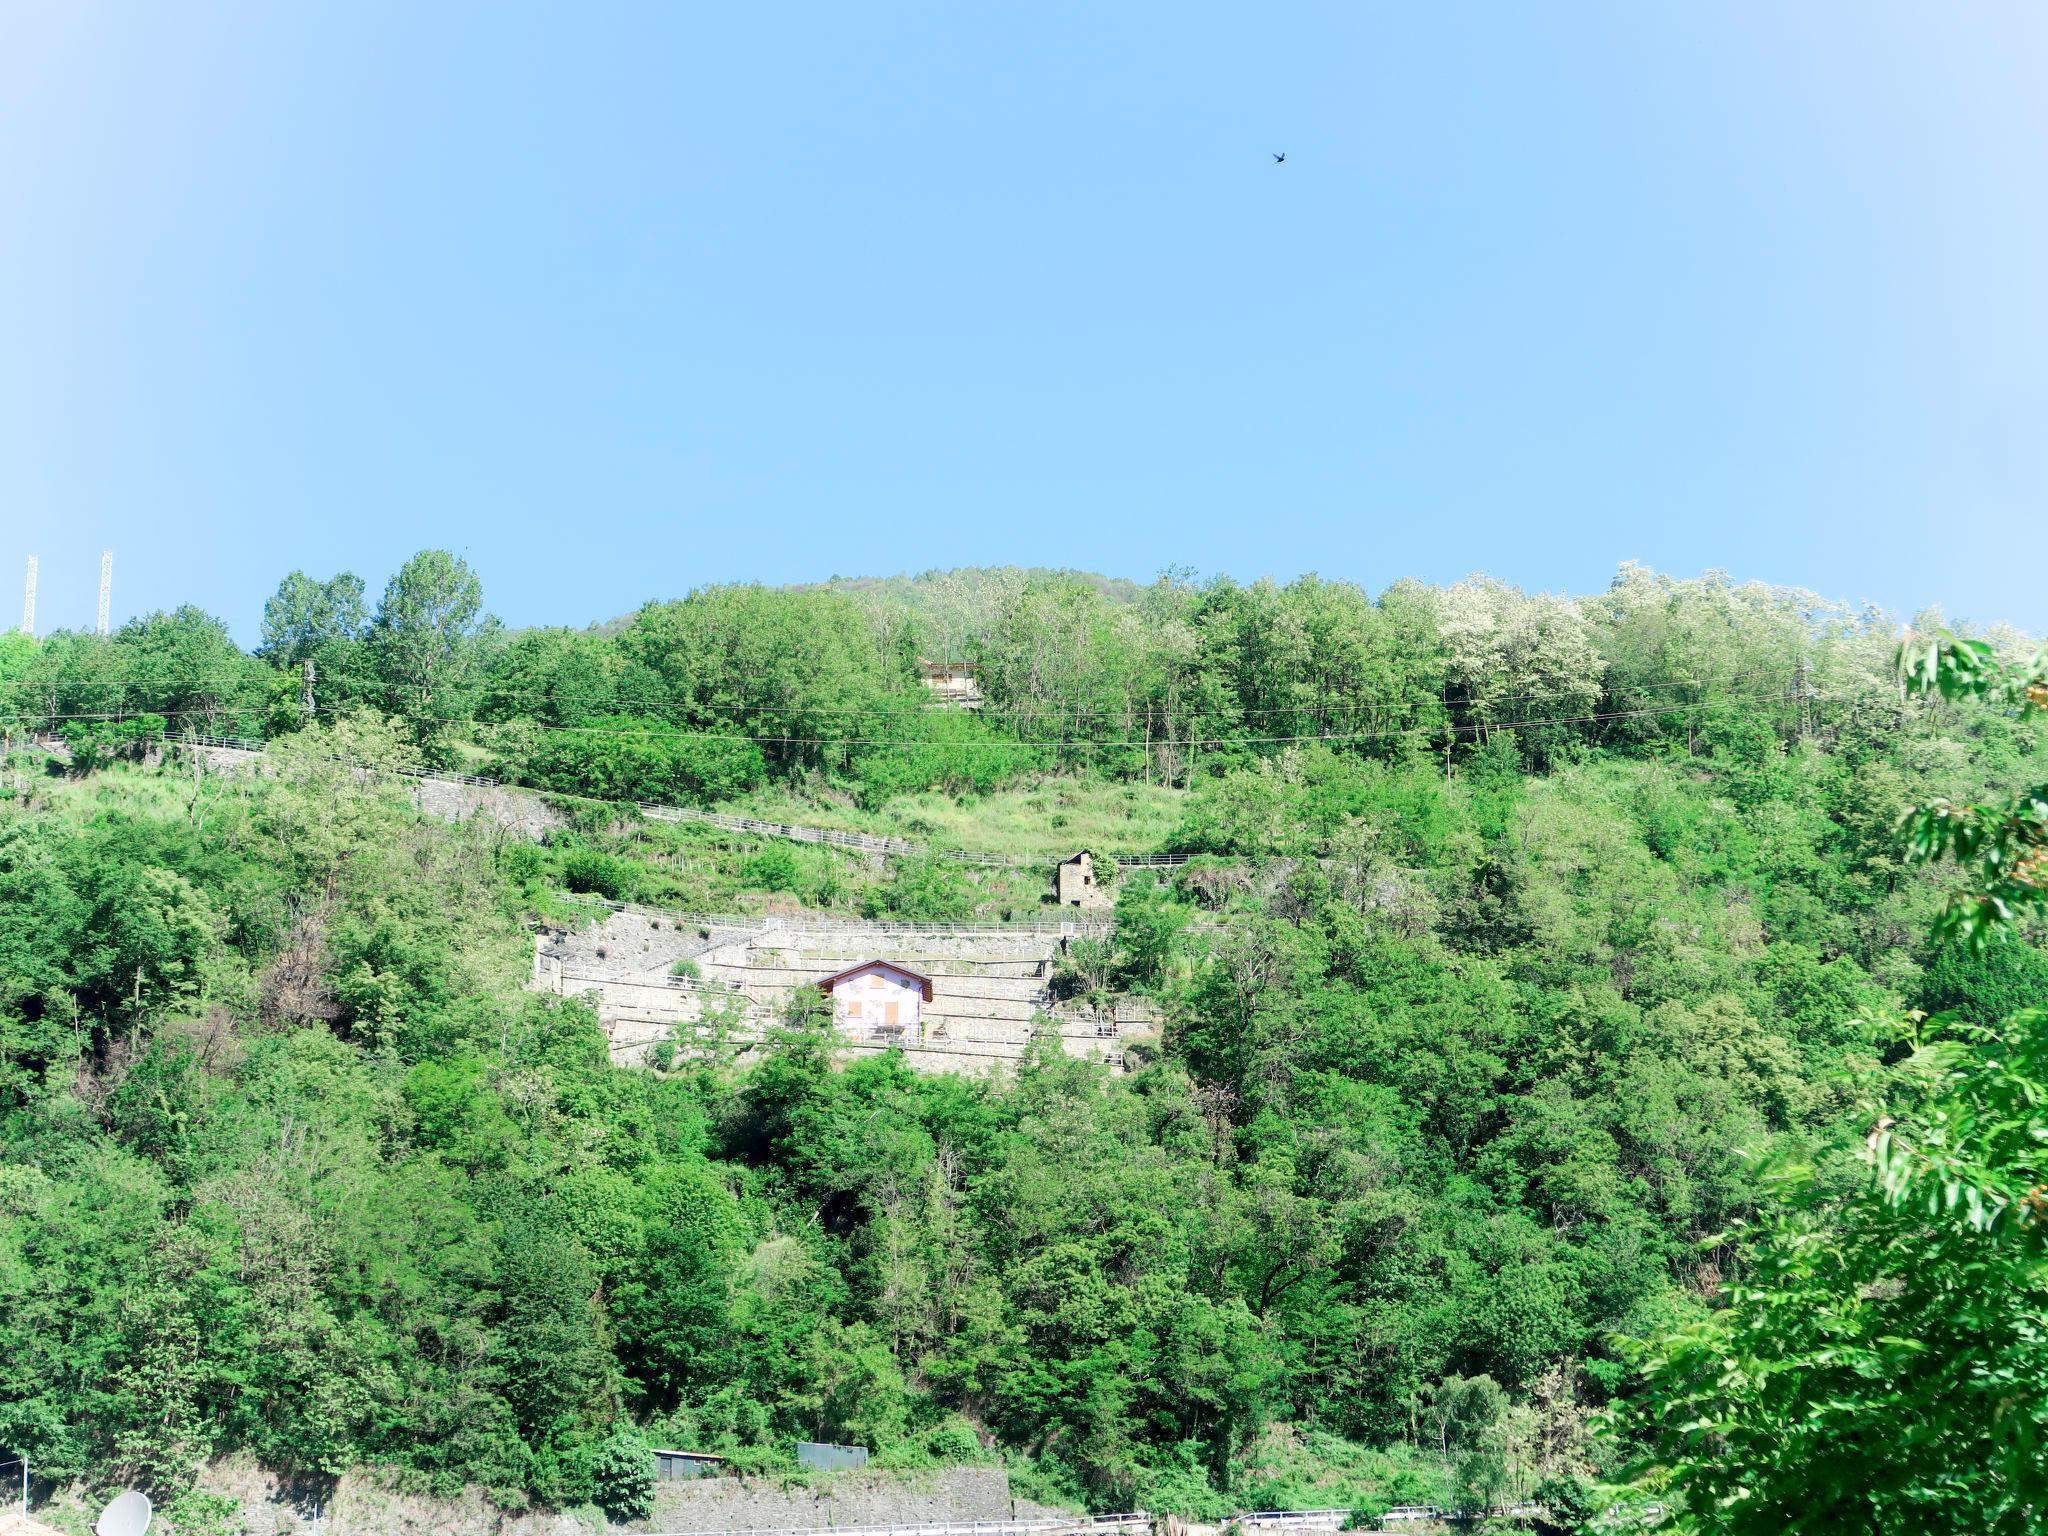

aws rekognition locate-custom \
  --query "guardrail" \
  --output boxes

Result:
[552,966,1145,1041]
[640,1514,1151,1536]
[178,733,504,786]
[635,1510,1591,1536]
[1231,1506,1557,1529]
[1377,1506,1543,1526]
[549,894,1236,942]
[550,893,1119,938]
[638,802,933,856]
[756,914,1112,938]
[1235,1512,1348,1529]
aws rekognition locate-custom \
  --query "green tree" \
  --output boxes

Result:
[258,570,380,719]
[107,607,273,730]
[617,586,903,776]
[1110,878,1186,989]
[479,627,622,725]
[370,550,497,726]
[495,1210,619,1487]
[261,571,368,666]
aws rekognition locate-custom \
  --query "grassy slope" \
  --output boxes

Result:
[715,775,1189,858]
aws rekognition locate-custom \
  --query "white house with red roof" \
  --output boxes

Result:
[816,960,935,1038]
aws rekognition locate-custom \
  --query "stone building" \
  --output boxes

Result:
[818,960,935,1038]
[1055,849,1113,909]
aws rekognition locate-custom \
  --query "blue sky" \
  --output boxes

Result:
[2,2,2043,640]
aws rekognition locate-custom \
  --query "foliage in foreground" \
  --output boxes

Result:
[1615,634,2048,1534]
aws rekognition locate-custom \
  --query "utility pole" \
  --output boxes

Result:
[301,658,316,719]
[95,550,112,637]
[20,556,34,635]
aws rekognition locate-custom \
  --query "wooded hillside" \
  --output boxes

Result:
[0,559,2041,1527]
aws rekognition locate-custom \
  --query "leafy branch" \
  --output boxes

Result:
[1897,633,2048,950]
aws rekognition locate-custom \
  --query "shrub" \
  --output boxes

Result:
[160,1493,241,1536]
[518,716,765,807]
[866,856,977,922]
[1050,936,1113,1000]
[740,845,801,892]
[62,713,167,773]
[845,709,1042,808]
[498,842,547,884]
[590,1433,657,1522]
[927,1423,981,1461]
[1531,1476,1592,1534]
[562,849,634,900]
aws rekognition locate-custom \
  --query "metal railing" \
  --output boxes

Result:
[640,1514,1150,1536]
[1234,1513,1349,1529]
[635,1510,1595,1536]
[607,901,1204,939]
[176,732,272,754]
[755,913,1111,937]
[178,733,504,786]
[544,893,1233,943]
[549,895,1115,938]
[638,803,932,856]
[1232,1506,1557,1529]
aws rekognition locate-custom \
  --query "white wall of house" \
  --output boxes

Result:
[832,966,925,1035]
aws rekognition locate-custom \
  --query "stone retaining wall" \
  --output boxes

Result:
[637,1466,1072,1532]
[39,1459,1072,1536]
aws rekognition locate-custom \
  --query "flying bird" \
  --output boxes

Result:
[1272,152,1286,163]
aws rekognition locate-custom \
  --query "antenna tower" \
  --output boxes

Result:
[21,556,35,635]
[96,550,112,636]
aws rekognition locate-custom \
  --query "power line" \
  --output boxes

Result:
[387,689,1812,751]
[3,686,1816,749]
[463,669,1799,718]
[0,665,1813,721]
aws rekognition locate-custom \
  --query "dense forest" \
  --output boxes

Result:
[0,557,2042,1531]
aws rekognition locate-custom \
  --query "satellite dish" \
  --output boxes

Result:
[96,1491,152,1536]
